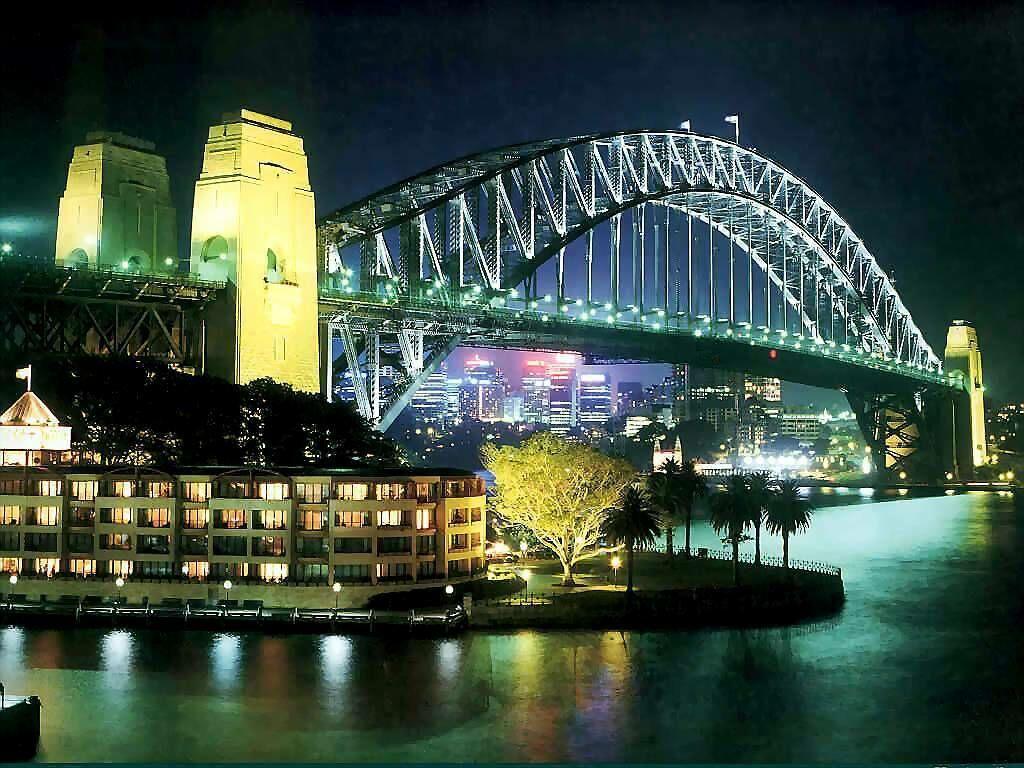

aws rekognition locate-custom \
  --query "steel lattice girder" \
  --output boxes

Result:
[319,130,940,374]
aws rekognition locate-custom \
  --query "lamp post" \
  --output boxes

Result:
[223,579,232,603]
[519,540,528,561]
[8,573,16,603]
[518,569,531,603]
[444,583,455,605]
[115,576,125,600]
[181,563,189,582]
[610,556,622,587]
[332,581,341,610]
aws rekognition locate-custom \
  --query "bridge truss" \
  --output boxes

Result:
[317,130,955,443]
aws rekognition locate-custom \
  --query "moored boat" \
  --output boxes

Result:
[0,689,41,761]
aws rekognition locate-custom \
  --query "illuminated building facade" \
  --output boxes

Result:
[521,361,552,425]
[548,361,577,434]
[411,364,448,427]
[578,373,613,430]
[0,465,486,592]
[944,321,987,466]
[461,357,506,422]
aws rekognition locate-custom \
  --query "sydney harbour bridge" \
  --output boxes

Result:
[0,111,985,482]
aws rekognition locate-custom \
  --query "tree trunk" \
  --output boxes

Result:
[684,506,692,557]
[754,521,761,566]
[783,532,790,570]
[561,559,575,586]
[665,521,674,558]
[732,538,739,586]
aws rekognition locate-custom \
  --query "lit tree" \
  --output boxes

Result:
[482,432,635,585]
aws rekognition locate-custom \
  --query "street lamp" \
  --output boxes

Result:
[115,576,125,600]
[518,569,532,603]
[7,573,16,602]
[223,579,232,602]
[332,581,341,610]
[519,540,528,560]
[610,556,622,587]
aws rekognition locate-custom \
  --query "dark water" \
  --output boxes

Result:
[3,490,1023,763]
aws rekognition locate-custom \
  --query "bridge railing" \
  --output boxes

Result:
[645,545,842,577]
[0,254,226,292]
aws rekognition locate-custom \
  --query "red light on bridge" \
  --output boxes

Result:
[768,349,778,360]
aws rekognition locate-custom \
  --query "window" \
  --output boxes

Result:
[256,509,287,530]
[418,561,437,578]
[298,509,325,531]
[215,509,246,529]
[471,507,482,523]
[252,536,286,557]
[69,558,96,576]
[108,560,133,577]
[334,564,369,583]
[100,534,132,551]
[450,533,468,551]
[212,537,247,556]
[110,480,134,498]
[471,532,482,548]
[101,508,132,525]
[135,561,173,578]
[415,508,434,530]
[378,509,407,528]
[0,479,24,495]
[257,482,289,501]
[0,533,19,552]
[445,481,463,497]
[182,482,211,503]
[210,562,250,580]
[376,483,407,500]
[450,508,468,525]
[36,480,62,497]
[336,510,371,528]
[30,507,59,526]
[416,483,435,502]
[141,508,170,528]
[0,506,19,526]
[182,508,209,529]
[336,483,369,501]
[33,557,59,576]
[0,557,21,573]
[378,536,411,555]
[70,508,94,526]
[416,535,436,555]
[258,563,288,582]
[146,481,174,499]
[376,562,410,580]
[67,533,92,553]
[182,561,210,579]
[216,480,249,499]
[334,537,371,554]
[71,481,98,501]
[296,537,327,557]
[179,535,208,556]
[297,563,328,583]
[448,559,468,576]
[137,535,169,555]
[25,533,57,551]
[295,482,329,503]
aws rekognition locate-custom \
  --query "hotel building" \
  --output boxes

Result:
[0,465,487,591]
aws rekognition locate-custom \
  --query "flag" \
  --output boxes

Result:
[15,365,31,391]
[679,120,691,131]
[724,115,739,125]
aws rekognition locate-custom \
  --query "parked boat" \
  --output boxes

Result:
[0,688,40,761]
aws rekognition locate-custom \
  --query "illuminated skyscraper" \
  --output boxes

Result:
[411,363,448,427]
[521,360,551,425]
[548,358,578,434]
[578,373,613,431]
[461,356,506,422]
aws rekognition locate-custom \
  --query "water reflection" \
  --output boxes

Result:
[1,491,1021,762]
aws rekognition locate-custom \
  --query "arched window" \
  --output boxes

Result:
[202,236,229,263]
[67,248,89,267]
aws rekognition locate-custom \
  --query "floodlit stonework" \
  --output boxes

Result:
[55,132,177,272]
[190,110,321,393]
[945,321,987,467]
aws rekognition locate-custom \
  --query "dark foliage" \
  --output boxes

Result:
[2,357,401,467]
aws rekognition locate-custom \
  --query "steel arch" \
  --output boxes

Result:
[319,130,939,372]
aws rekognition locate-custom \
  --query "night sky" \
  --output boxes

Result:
[3,1,1022,400]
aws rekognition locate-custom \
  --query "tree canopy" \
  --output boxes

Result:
[6,356,401,467]
[482,431,635,584]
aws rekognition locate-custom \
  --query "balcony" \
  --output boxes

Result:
[69,511,95,527]
[138,519,171,529]
[213,520,247,530]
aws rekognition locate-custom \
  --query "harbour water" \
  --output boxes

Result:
[1,489,1020,762]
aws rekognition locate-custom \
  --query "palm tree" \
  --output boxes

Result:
[602,485,661,598]
[678,459,708,558]
[764,478,814,570]
[647,457,681,556]
[709,474,751,585]
[745,472,774,566]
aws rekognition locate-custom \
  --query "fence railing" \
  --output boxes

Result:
[642,545,841,577]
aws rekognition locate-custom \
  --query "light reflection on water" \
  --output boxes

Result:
[1,491,1021,762]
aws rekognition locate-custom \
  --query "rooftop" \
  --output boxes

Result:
[0,391,61,427]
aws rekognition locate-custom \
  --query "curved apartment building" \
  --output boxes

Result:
[0,465,487,594]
